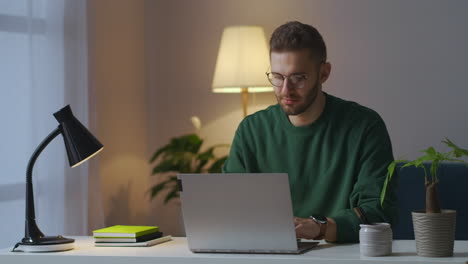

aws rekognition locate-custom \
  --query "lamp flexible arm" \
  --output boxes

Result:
[24,126,61,240]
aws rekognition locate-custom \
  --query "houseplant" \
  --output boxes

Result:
[149,117,229,204]
[380,138,468,257]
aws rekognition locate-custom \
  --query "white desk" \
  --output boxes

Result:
[0,237,467,264]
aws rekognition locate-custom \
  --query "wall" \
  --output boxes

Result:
[89,0,151,230]
[145,0,468,234]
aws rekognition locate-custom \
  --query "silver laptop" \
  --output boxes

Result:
[177,173,318,254]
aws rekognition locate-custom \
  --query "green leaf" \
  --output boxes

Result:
[195,147,215,172]
[380,159,413,207]
[150,134,203,163]
[164,189,180,204]
[197,147,215,160]
[401,161,416,168]
[148,176,176,199]
[412,154,433,167]
[149,132,230,204]
[444,158,467,163]
[150,145,171,163]
[152,151,199,174]
[422,147,437,158]
[380,161,396,207]
[149,181,167,198]
[172,134,203,154]
[152,159,180,174]
[195,144,230,172]
[443,138,468,158]
[208,156,228,173]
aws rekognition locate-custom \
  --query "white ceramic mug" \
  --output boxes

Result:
[359,223,392,257]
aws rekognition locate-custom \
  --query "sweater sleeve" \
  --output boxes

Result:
[331,117,399,243]
[223,128,247,173]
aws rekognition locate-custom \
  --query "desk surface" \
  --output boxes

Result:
[0,237,467,264]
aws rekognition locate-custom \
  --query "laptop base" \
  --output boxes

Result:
[191,241,319,254]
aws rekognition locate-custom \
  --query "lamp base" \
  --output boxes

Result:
[16,235,75,252]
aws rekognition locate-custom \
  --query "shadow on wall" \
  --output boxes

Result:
[148,189,186,236]
[105,182,131,226]
[146,171,186,236]
[104,181,148,227]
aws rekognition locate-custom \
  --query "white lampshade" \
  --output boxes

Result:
[212,26,273,93]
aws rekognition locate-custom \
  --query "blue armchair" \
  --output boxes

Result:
[394,163,468,240]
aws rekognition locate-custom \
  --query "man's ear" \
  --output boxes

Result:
[319,62,331,84]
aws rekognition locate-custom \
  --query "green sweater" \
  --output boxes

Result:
[223,93,398,243]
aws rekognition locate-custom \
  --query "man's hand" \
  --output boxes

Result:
[294,217,320,240]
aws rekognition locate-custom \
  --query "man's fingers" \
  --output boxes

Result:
[294,219,301,226]
[294,217,307,224]
[295,224,305,239]
[294,218,320,240]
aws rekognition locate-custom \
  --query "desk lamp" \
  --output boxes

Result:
[212,25,273,117]
[14,105,103,252]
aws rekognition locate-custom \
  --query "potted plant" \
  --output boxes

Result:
[380,138,468,257]
[149,117,229,204]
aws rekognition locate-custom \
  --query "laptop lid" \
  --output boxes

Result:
[178,173,301,253]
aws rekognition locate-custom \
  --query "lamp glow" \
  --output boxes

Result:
[212,26,272,117]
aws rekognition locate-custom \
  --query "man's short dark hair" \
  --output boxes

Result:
[269,21,327,63]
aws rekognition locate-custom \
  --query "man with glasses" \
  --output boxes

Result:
[223,21,397,243]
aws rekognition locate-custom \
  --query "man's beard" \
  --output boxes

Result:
[275,79,321,116]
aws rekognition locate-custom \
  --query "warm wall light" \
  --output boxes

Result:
[212,25,272,117]
[13,105,103,252]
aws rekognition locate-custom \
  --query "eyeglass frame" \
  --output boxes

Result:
[265,61,326,89]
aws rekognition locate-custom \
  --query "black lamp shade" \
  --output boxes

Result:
[53,105,103,167]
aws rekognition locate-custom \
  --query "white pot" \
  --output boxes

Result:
[412,209,456,257]
[359,223,392,257]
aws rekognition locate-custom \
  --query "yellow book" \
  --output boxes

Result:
[93,225,159,238]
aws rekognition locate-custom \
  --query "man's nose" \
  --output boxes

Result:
[280,78,293,94]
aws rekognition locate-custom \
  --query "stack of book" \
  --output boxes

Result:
[93,225,171,247]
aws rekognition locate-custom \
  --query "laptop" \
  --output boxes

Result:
[177,173,319,254]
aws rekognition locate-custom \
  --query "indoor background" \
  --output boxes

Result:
[1,0,467,248]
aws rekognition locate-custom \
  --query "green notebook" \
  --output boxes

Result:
[93,225,159,238]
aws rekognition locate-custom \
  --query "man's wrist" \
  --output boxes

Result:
[324,217,337,242]
[309,215,327,240]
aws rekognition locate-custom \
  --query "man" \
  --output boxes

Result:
[223,21,398,243]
